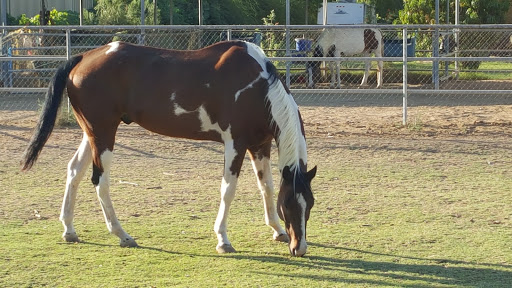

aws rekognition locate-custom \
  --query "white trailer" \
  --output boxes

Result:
[317,2,374,25]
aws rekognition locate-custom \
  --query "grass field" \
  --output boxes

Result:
[1,106,512,287]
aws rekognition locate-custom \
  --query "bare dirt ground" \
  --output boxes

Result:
[1,104,512,158]
[300,104,512,138]
[0,105,512,138]
[1,104,511,195]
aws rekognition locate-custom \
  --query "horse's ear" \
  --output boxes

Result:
[306,166,317,181]
[327,45,336,57]
[282,166,294,181]
[313,45,323,57]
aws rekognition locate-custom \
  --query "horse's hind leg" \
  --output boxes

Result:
[248,144,288,243]
[336,61,341,88]
[361,52,370,86]
[60,132,92,242]
[329,61,336,88]
[90,127,137,247]
[376,59,383,88]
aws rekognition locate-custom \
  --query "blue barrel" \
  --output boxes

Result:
[294,38,312,57]
[384,38,416,57]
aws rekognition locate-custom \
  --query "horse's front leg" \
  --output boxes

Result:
[329,61,336,88]
[248,145,288,243]
[214,140,245,253]
[60,133,92,243]
[307,66,314,88]
[336,60,341,88]
[361,59,370,86]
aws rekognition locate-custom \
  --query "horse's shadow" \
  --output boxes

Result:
[215,242,512,286]
[79,241,512,286]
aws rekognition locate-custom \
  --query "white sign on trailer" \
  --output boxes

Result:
[317,2,365,25]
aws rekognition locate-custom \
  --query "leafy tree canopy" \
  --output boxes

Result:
[357,0,403,23]
[16,9,82,25]
[396,0,510,24]
[17,0,510,26]
[95,0,158,25]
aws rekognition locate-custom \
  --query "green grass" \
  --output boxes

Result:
[2,126,512,287]
[282,60,512,86]
[388,61,512,81]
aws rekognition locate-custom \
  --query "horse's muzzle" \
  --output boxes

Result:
[290,239,307,257]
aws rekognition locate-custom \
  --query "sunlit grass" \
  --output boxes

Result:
[2,127,512,287]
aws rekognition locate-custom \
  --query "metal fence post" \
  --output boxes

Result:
[285,27,291,88]
[285,0,291,88]
[66,28,71,117]
[402,27,408,126]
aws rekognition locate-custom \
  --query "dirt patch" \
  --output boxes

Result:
[2,104,512,148]
[299,105,512,138]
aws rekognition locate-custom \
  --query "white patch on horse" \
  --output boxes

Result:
[295,193,308,256]
[170,92,189,116]
[234,73,263,101]
[205,83,210,88]
[173,104,188,116]
[198,105,232,142]
[318,29,367,55]
[244,42,269,79]
[105,41,121,55]
[172,103,232,140]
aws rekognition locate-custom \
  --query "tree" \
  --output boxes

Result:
[261,0,323,25]
[17,9,83,25]
[49,9,80,25]
[95,0,158,25]
[357,0,403,23]
[96,0,130,25]
[396,0,510,24]
[459,0,510,24]
[88,0,325,26]
[396,0,511,70]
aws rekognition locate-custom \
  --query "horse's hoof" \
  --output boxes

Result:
[62,232,80,243]
[274,233,290,243]
[120,237,138,248]
[216,244,237,254]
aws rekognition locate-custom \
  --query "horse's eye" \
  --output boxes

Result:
[284,195,295,209]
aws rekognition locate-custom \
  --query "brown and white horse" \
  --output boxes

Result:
[307,28,384,88]
[21,41,316,257]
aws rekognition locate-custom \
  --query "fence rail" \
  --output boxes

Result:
[1,24,512,123]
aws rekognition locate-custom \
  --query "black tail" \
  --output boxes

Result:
[21,55,83,171]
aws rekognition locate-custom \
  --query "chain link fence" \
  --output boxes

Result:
[1,24,512,123]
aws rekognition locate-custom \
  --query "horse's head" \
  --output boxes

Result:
[277,165,317,257]
[306,45,324,85]
[440,34,456,54]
